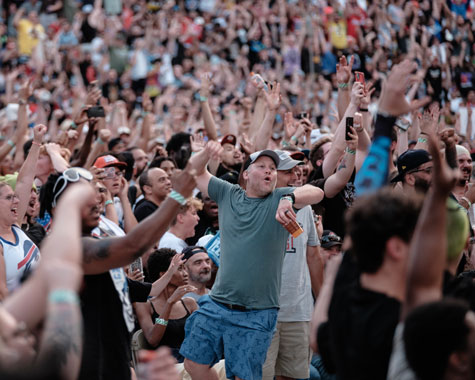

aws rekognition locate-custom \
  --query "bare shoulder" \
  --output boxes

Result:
[183,296,199,312]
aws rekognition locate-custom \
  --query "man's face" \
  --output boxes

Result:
[132,148,148,177]
[81,185,101,233]
[221,143,242,167]
[102,166,123,196]
[147,168,171,200]
[405,161,433,194]
[458,154,472,184]
[276,167,298,188]
[181,206,200,239]
[244,156,277,197]
[26,190,39,218]
[202,195,218,219]
[185,252,212,284]
[321,245,342,262]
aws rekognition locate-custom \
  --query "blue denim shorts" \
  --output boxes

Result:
[180,295,278,380]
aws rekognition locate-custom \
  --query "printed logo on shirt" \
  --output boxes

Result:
[18,239,39,274]
[110,268,135,332]
[285,222,304,254]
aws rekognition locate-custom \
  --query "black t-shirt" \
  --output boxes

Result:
[134,199,158,222]
[318,252,401,380]
[309,166,356,237]
[78,273,150,380]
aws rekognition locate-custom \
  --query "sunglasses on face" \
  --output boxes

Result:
[321,234,342,245]
[103,167,123,179]
[52,167,93,207]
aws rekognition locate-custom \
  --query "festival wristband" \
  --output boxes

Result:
[105,200,113,206]
[346,148,356,155]
[338,83,349,89]
[155,317,168,326]
[169,190,187,205]
[199,95,208,102]
[49,289,80,305]
[97,138,105,145]
[417,137,428,144]
[7,140,15,148]
[281,193,295,204]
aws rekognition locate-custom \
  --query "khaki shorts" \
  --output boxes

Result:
[262,321,312,380]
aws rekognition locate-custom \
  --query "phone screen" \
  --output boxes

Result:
[346,117,354,140]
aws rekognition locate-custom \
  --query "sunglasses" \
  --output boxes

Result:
[52,167,93,207]
[103,167,123,179]
[321,234,342,245]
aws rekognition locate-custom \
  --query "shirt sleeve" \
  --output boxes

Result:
[208,176,234,204]
[128,279,152,303]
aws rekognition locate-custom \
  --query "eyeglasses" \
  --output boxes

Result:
[408,167,433,175]
[103,167,123,179]
[0,194,19,202]
[321,234,342,245]
[52,167,93,207]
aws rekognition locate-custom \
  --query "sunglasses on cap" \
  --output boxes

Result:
[52,167,93,207]
[321,234,342,245]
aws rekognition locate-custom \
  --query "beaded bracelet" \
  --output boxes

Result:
[346,148,356,155]
[49,289,80,305]
[155,317,168,326]
[169,190,187,205]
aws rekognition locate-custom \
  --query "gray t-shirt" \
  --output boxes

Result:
[278,205,319,322]
[208,176,294,309]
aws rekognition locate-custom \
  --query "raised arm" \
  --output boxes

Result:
[81,165,198,275]
[199,73,218,141]
[402,134,458,319]
[15,124,47,225]
[336,55,354,121]
[187,141,223,198]
[254,82,281,151]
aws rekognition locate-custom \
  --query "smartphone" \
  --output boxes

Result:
[87,106,105,118]
[129,257,144,282]
[346,117,354,140]
[297,112,308,120]
[355,71,365,84]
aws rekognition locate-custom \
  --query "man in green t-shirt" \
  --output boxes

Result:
[180,141,324,380]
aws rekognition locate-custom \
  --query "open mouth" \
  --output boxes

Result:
[11,207,17,216]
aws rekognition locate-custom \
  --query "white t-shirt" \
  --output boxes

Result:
[278,206,319,322]
[158,231,187,253]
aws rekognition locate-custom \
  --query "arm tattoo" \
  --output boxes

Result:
[82,237,112,263]
[36,304,82,379]
[338,157,347,171]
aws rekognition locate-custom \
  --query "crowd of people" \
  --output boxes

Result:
[0,0,474,379]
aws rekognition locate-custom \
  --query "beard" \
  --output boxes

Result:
[189,270,211,284]
[414,177,431,194]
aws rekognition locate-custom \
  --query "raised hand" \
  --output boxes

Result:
[19,78,34,102]
[284,112,297,140]
[336,55,354,85]
[167,284,197,304]
[240,133,255,156]
[420,103,440,135]
[427,133,458,196]
[98,128,112,143]
[190,133,206,153]
[33,124,47,144]
[346,126,358,151]
[263,82,282,111]
[350,82,364,107]
[200,73,212,99]
[166,253,186,276]
[378,60,431,116]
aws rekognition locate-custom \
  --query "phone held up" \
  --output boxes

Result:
[346,117,354,140]
[87,106,105,118]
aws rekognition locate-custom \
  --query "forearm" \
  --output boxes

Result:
[337,88,350,121]
[120,195,138,233]
[150,270,173,297]
[83,141,104,169]
[397,131,409,156]
[104,201,119,224]
[249,95,266,140]
[254,109,277,151]
[71,124,95,168]
[36,300,82,380]
[307,245,324,297]
[445,143,457,169]
[138,113,152,151]
[323,151,356,198]
[15,103,29,143]
[145,303,173,346]
[293,184,324,209]
[323,103,358,177]
[201,101,218,141]
[49,151,70,173]
[355,114,396,196]
[16,142,41,223]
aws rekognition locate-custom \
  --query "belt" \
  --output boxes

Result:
[217,302,250,312]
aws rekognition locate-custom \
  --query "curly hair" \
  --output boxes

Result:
[147,248,178,282]
[345,188,422,273]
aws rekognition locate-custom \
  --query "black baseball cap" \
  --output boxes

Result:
[321,230,342,249]
[391,149,432,183]
[182,246,207,261]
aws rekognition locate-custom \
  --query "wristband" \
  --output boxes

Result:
[281,193,295,204]
[345,148,356,155]
[461,197,472,209]
[199,95,208,102]
[105,200,113,206]
[70,121,78,129]
[359,108,368,112]
[338,83,349,89]
[417,137,428,144]
[169,190,187,205]
[48,289,80,305]
[155,317,168,326]
[97,137,105,145]
[7,140,15,148]
[290,135,298,143]
[31,141,41,146]
[282,140,290,148]
[280,196,293,204]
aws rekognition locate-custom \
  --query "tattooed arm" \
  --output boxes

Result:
[82,168,197,275]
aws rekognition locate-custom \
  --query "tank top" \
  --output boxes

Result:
[0,225,41,292]
[150,299,191,349]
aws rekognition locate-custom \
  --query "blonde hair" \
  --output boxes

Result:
[171,197,203,226]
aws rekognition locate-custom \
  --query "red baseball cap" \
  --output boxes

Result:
[221,134,237,146]
[93,155,127,169]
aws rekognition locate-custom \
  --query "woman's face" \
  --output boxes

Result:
[159,160,176,177]
[36,153,53,177]
[169,261,188,287]
[0,155,14,175]
[0,185,19,225]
